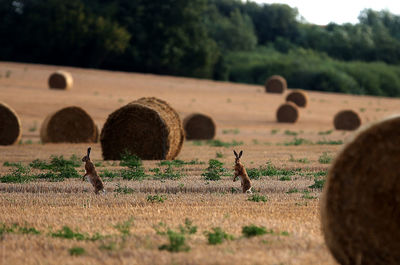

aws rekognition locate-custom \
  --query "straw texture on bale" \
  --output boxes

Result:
[322,115,400,265]
[276,102,298,123]
[265,75,287,93]
[48,71,73,90]
[286,89,308,107]
[0,102,21,145]
[183,113,216,140]
[101,97,185,160]
[334,110,361,130]
[40,106,98,143]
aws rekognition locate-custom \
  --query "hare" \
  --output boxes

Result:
[82,147,105,194]
[233,150,252,193]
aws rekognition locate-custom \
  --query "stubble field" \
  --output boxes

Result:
[1,62,400,265]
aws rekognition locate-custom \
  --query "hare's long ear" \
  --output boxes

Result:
[233,150,238,158]
[87,147,91,158]
[239,150,243,158]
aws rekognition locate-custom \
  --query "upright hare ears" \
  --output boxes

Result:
[87,147,91,158]
[233,150,238,158]
[239,150,243,158]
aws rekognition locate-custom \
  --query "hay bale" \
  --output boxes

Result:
[183,113,216,140]
[276,102,298,123]
[0,102,21,145]
[100,97,185,160]
[286,89,308,107]
[321,115,400,265]
[334,110,361,130]
[40,106,98,143]
[265,75,287,93]
[48,71,73,90]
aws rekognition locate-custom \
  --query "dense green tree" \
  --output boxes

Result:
[0,0,130,67]
[2,0,400,96]
[205,7,257,52]
[244,2,299,44]
[99,0,219,77]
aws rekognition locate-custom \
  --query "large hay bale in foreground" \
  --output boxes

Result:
[0,102,21,145]
[334,110,361,130]
[40,106,98,143]
[286,89,308,107]
[48,71,73,90]
[183,113,216,140]
[101,97,185,160]
[265,75,287,93]
[322,116,400,265]
[276,102,298,123]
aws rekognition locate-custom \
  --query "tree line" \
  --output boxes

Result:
[1,0,400,96]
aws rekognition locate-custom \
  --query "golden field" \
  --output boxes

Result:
[1,62,400,265]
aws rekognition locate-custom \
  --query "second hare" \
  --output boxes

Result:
[82,147,105,194]
[233,150,252,193]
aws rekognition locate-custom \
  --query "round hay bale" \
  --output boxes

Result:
[334,110,361,130]
[321,115,400,265]
[183,113,216,140]
[265,75,287,93]
[100,97,185,160]
[0,102,21,145]
[286,89,308,107]
[276,102,298,123]
[48,71,73,90]
[40,106,98,143]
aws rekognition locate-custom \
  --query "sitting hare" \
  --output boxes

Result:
[233,150,252,193]
[82,147,105,194]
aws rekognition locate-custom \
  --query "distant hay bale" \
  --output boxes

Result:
[0,102,21,145]
[286,89,308,107]
[48,71,73,90]
[321,115,400,265]
[100,97,185,160]
[334,110,361,130]
[276,102,299,123]
[183,113,216,140]
[40,106,98,143]
[265,75,287,93]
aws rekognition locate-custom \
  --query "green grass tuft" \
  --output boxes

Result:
[309,179,326,189]
[222,128,240,135]
[69,247,85,256]
[284,130,298,136]
[51,226,85,241]
[202,159,228,181]
[318,130,333,135]
[242,225,268,237]
[289,155,310,163]
[147,194,166,203]
[248,194,268,202]
[318,152,333,164]
[114,183,134,194]
[204,227,234,245]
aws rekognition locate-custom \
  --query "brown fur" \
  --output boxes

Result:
[82,147,104,194]
[233,150,252,193]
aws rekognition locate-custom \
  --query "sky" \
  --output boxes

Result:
[253,0,400,25]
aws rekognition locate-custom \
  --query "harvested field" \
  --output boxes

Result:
[1,62,400,265]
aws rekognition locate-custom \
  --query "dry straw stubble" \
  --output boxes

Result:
[286,89,308,107]
[101,97,184,160]
[265,75,287,93]
[40,106,98,143]
[0,102,22,145]
[333,110,361,130]
[276,102,299,123]
[183,113,216,140]
[48,70,73,90]
[322,115,400,265]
